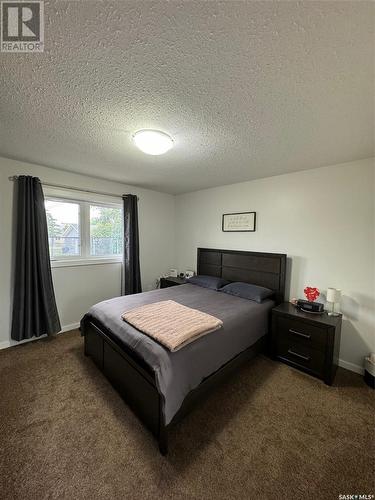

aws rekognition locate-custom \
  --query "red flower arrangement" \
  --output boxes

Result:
[304,287,320,302]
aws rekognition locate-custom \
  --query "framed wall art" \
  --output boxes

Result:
[222,212,256,232]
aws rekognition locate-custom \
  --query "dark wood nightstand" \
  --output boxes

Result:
[271,302,342,385]
[160,276,187,288]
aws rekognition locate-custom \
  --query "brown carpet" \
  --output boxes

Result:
[0,330,373,500]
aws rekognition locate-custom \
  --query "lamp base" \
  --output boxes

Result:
[327,301,340,317]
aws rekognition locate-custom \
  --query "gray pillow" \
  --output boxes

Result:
[220,282,274,303]
[187,275,229,291]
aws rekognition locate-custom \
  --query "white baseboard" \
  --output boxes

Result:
[0,340,12,350]
[338,358,364,375]
[59,322,80,333]
[0,322,80,351]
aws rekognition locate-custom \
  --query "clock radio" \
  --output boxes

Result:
[297,299,324,313]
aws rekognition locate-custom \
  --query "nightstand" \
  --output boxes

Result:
[271,302,342,385]
[160,276,187,288]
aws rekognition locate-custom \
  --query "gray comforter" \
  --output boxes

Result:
[85,283,274,424]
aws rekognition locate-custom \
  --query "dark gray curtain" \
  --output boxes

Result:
[122,194,142,295]
[11,176,61,341]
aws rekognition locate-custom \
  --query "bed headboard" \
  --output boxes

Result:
[197,248,287,304]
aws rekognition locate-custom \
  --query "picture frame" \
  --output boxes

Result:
[222,211,256,232]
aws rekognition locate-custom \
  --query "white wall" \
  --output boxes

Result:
[1,156,374,374]
[0,157,175,347]
[52,262,122,330]
[175,158,375,373]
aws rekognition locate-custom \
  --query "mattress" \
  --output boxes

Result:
[83,283,274,424]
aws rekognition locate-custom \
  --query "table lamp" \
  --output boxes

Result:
[326,288,341,316]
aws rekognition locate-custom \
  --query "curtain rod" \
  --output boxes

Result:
[8,176,138,200]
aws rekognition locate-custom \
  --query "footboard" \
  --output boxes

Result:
[83,320,168,453]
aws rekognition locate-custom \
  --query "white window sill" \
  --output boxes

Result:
[51,258,122,268]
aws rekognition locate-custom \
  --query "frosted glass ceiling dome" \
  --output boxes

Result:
[133,130,174,155]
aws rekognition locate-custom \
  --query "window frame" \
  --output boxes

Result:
[45,196,123,267]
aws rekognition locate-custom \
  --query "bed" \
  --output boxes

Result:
[81,248,287,454]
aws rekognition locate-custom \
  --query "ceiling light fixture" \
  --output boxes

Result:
[133,129,174,156]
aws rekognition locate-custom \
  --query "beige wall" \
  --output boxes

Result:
[175,158,375,373]
[0,157,175,347]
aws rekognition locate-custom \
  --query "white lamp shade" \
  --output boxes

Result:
[327,288,341,303]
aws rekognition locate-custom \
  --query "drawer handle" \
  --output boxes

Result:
[287,349,310,362]
[289,328,311,340]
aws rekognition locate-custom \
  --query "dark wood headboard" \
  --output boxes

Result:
[197,248,287,304]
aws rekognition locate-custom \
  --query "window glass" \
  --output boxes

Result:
[45,200,80,258]
[89,205,123,257]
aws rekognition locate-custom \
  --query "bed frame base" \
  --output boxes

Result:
[83,320,265,455]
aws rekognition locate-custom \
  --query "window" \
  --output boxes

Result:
[45,197,123,262]
[45,200,81,258]
[90,205,123,257]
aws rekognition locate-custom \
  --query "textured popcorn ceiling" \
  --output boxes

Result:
[0,1,373,194]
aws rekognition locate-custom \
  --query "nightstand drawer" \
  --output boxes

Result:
[160,277,186,289]
[276,340,325,376]
[276,316,327,351]
[161,280,177,288]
